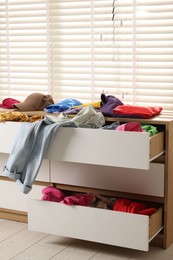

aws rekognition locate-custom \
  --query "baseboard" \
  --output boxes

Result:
[0,208,27,223]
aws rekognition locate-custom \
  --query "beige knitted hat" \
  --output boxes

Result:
[13,93,54,111]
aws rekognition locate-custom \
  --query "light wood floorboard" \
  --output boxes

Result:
[0,219,173,260]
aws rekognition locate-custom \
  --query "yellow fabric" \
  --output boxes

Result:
[0,111,43,122]
[73,101,101,109]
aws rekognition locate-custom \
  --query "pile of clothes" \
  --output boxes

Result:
[0,92,163,119]
[41,186,157,216]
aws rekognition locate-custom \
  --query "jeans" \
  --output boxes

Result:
[3,118,77,194]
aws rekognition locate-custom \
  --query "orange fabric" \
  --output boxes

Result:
[113,198,157,216]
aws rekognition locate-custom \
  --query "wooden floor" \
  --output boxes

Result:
[1,219,173,260]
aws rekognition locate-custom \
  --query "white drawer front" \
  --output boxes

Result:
[0,122,22,153]
[51,162,164,197]
[0,180,46,212]
[0,122,164,170]
[0,153,50,182]
[28,199,162,251]
[36,159,50,182]
[46,128,151,169]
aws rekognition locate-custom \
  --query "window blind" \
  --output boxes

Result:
[131,0,173,110]
[0,0,173,111]
[48,0,173,110]
[0,0,49,101]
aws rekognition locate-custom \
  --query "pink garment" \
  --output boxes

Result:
[61,193,96,206]
[41,186,96,207]
[116,122,143,132]
[41,186,65,202]
[0,98,20,109]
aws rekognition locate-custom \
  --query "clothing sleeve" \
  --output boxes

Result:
[3,121,43,181]
[4,119,77,194]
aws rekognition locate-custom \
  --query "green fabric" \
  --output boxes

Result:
[142,124,158,136]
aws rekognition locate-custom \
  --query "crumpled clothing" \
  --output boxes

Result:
[61,193,96,206]
[142,124,158,136]
[101,122,120,130]
[113,198,157,216]
[116,122,143,132]
[4,106,105,194]
[42,186,95,206]
[71,105,105,128]
[100,93,123,117]
[41,186,116,209]
[0,98,20,109]
[44,98,82,113]
[113,105,163,119]
[41,186,65,202]
[0,111,43,122]
[73,101,101,109]
[3,119,78,194]
[46,105,105,128]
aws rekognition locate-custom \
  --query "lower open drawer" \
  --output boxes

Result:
[28,199,163,251]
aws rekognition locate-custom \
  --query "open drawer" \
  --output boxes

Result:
[28,199,163,251]
[46,128,164,170]
[0,122,164,170]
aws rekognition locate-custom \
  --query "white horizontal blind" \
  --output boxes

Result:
[0,0,49,101]
[133,0,173,110]
[47,0,94,102]
[48,0,125,102]
[48,0,173,110]
[0,0,173,111]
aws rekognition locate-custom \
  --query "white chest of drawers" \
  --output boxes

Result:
[0,114,173,251]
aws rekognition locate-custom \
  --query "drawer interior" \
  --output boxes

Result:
[150,131,165,160]
[149,207,163,240]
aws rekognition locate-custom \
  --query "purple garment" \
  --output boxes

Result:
[65,107,84,114]
[65,107,100,115]
[100,93,123,117]
[112,113,143,119]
